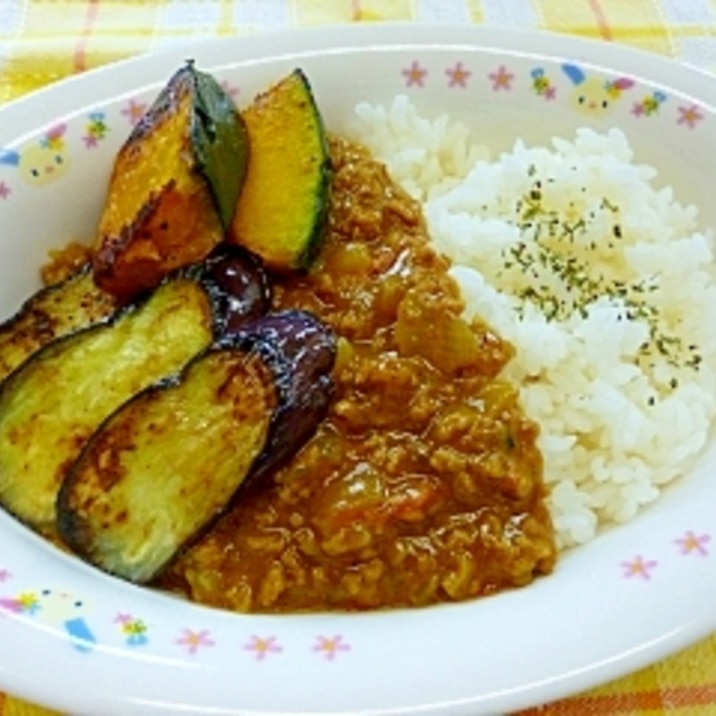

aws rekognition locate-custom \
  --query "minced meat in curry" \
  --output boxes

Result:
[157,137,557,612]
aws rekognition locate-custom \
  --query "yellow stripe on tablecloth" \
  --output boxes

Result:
[654,637,716,710]
[23,1,96,36]
[0,1,158,104]
[537,0,674,55]
[3,701,57,716]
[292,0,414,23]
[356,0,413,21]
[68,1,159,69]
[466,0,485,24]
[215,0,233,37]
[292,0,355,25]
[516,636,716,714]
[0,39,80,105]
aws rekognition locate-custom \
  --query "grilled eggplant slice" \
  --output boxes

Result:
[0,264,118,383]
[57,347,276,583]
[232,310,337,480]
[0,277,212,532]
[0,247,270,533]
[200,244,272,335]
[57,309,335,583]
[93,62,249,301]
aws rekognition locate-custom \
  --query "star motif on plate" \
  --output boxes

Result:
[243,635,282,661]
[489,65,514,91]
[631,102,645,117]
[402,60,427,88]
[677,104,704,128]
[621,555,658,580]
[176,628,214,654]
[445,61,471,88]
[313,634,351,661]
[121,99,147,125]
[675,530,711,556]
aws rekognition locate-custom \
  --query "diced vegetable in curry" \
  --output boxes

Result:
[0,65,556,611]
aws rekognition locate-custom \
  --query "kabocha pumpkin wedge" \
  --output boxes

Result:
[57,347,276,583]
[229,69,331,271]
[93,62,249,301]
[0,247,271,533]
[0,264,118,383]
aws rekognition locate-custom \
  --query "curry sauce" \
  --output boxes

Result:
[158,138,557,611]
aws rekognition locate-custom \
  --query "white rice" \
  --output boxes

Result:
[347,96,716,549]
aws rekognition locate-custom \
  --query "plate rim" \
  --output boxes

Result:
[2,21,716,131]
[1,21,716,715]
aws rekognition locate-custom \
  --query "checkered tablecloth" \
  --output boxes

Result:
[2,1,716,714]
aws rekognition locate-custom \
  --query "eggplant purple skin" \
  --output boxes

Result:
[195,243,272,337]
[226,309,337,480]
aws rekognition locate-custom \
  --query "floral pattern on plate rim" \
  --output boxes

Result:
[0,54,712,663]
[0,57,708,202]
[0,526,712,656]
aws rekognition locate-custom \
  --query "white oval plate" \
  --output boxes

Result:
[1,23,716,716]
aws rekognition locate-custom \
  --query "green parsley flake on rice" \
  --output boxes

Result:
[348,95,716,549]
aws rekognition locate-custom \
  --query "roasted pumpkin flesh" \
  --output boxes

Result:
[230,68,331,271]
[93,64,249,301]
